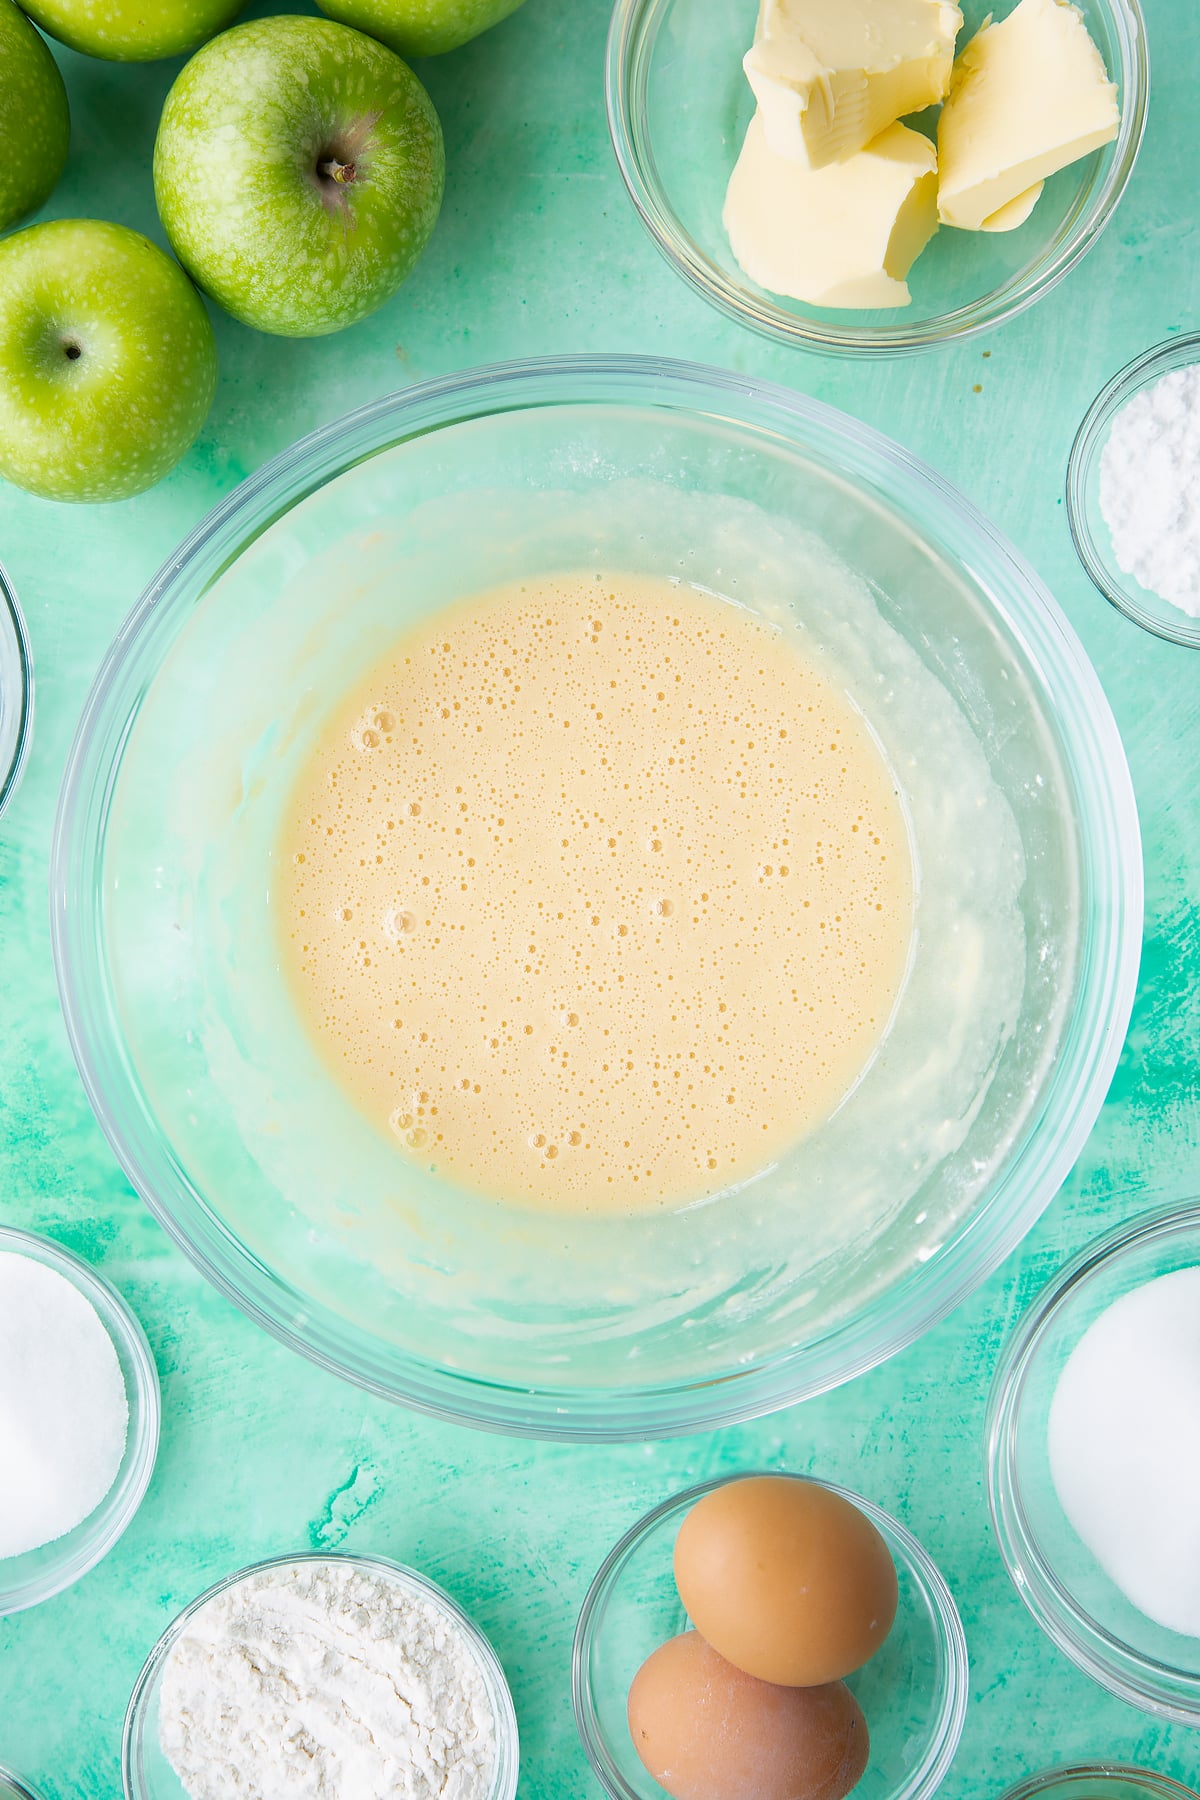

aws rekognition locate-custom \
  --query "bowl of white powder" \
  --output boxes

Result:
[122,1552,519,1800]
[0,1226,160,1616]
[987,1200,1200,1726]
[1068,334,1200,650]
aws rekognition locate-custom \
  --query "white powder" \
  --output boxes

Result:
[159,1558,500,1800]
[1048,1266,1200,1638]
[0,1251,129,1560]
[1099,362,1200,617]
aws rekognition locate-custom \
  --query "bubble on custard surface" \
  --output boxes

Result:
[384,908,415,940]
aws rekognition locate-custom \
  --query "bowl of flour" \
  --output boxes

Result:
[1068,333,1200,650]
[122,1552,519,1800]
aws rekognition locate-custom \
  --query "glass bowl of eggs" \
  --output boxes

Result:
[606,0,1148,355]
[573,1472,968,1800]
[987,1201,1200,1726]
[998,1771,1200,1800]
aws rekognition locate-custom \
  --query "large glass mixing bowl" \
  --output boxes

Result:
[52,356,1142,1440]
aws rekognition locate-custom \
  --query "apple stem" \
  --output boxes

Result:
[318,157,357,186]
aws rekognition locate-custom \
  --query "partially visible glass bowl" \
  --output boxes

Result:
[606,0,1149,356]
[988,1201,1200,1726]
[1067,334,1200,650]
[0,560,33,822]
[0,1767,46,1800]
[998,1770,1200,1800]
[573,1473,968,1800]
[0,1227,160,1616]
[123,1551,519,1800]
[52,355,1142,1440]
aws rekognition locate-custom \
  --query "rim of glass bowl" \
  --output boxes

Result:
[605,0,1149,358]
[572,1472,969,1800]
[0,1225,161,1616]
[122,1550,520,1800]
[0,559,33,823]
[0,1768,46,1800]
[986,1200,1200,1726]
[1066,333,1200,650]
[51,354,1143,1442]
[998,1769,1200,1800]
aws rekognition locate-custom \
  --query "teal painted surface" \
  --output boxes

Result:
[0,0,1198,1794]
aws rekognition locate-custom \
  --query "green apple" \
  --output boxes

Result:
[154,17,444,339]
[0,220,217,503]
[316,0,527,58]
[0,0,69,230]
[20,0,243,61]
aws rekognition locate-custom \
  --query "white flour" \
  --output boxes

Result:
[1099,361,1200,618]
[159,1559,499,1800]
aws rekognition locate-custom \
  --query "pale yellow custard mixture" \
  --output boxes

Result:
[277,572,914,1214]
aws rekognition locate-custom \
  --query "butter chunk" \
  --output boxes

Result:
[981,182,1044,231]
[744,0,963,170]
[724,115,939,310]
[938,0,1120,231]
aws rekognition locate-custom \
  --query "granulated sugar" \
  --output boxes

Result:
[1049,1265,1200,1638]
[1099,361,1200,618]
[0,1250,129,1560]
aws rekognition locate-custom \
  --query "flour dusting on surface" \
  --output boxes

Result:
[159,1558,498,1800]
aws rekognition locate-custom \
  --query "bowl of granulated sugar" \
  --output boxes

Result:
[0,1226,160,1615]
[988,1200,1200,1726]
[1068,334,1200,650]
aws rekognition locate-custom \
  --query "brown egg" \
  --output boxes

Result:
[674,1476,898,1687]
[627,1631,869,1800]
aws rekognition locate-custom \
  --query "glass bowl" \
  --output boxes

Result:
[122,1551,519,1800]
[606,0,1149,356]
[999,1771,1200,1800]
[988,1201,1200,1726]
[573,1473,968,1800]
[0,559,33,822]
[0,1226,160,1615]
[1067,334,1200,649]
[0,1769,46,1800]
[52,354,1142,1441]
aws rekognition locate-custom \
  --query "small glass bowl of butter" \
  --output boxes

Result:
[606,0,1148,356]
[998,1769,1199,1800]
